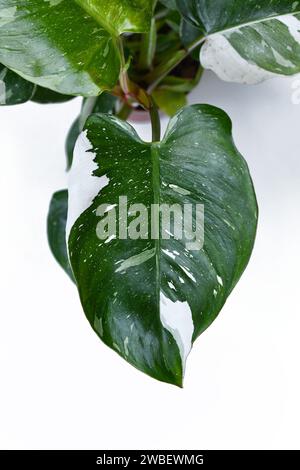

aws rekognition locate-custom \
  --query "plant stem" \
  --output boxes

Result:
[116,33,161,141]
[117,36,131,96]
[138,17,157,70]
[149,96,161,142]
[147,35,205,93]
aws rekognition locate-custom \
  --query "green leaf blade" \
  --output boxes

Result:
[176,1,300,83]
[0,1,121,96]
[176,0,300,34]
[66,105,258,385]
[47,190,74,281]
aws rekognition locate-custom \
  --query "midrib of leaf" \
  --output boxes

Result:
[205,10,300,39]
[151,144,161,312]
[73,0,118,37]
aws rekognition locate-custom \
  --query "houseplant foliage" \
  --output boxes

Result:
[1,0,299,386]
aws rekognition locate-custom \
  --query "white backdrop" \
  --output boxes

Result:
[0,71,299,450]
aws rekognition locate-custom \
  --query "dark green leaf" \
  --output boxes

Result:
[66,105,258,386]
[47,190,74,281]
[177,0,300,34]
[180,19,202,60]
[0,1,152,96]
[0,64,35,105]
[88,93,117,114]
[31,87,75,104]
[176,1,300,83]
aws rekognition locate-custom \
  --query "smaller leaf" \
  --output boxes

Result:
[31,87,75,104]
[158,67,203,93]
[153,89,187,116]
[47,190,74,281]
[0,65,35,106]
[66,118,81,172]
[89,93,117,114]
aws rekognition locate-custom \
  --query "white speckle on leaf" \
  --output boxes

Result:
[169,184,191,196]
[45,0,63,6]
[115,248,155,273]
[124,337,129,356]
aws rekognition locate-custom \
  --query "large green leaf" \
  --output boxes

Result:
[66,105,258,386]
[0,64,35,105]
[47,190,74,281]
[176,0,300,84]
[0,1,152,96]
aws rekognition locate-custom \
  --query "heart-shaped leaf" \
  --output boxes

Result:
[47,190,74,281]
[0,64,35,105]
[0,1,152,96]
[66,105,257,386]
[176,0,300,84]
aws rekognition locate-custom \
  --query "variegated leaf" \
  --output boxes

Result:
[66,105,257,386]
[177,0,300,84]
[0,0,152,96]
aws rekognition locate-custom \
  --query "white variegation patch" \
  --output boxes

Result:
[160,293,194,372]
[201,34,275,84]
[200,13,300,84]
[279,14,300,42]
[115,248,156,273]
[66,130,109,241]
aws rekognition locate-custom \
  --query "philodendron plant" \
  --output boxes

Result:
[1,1,299,386]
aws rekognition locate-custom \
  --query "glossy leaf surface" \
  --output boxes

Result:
[66,105,258,385]
[47,190,74,281]
[176,1,300,84]
[0,1,151,95]
[0,64,35,105]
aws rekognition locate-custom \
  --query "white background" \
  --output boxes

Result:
[0,71,300,450]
